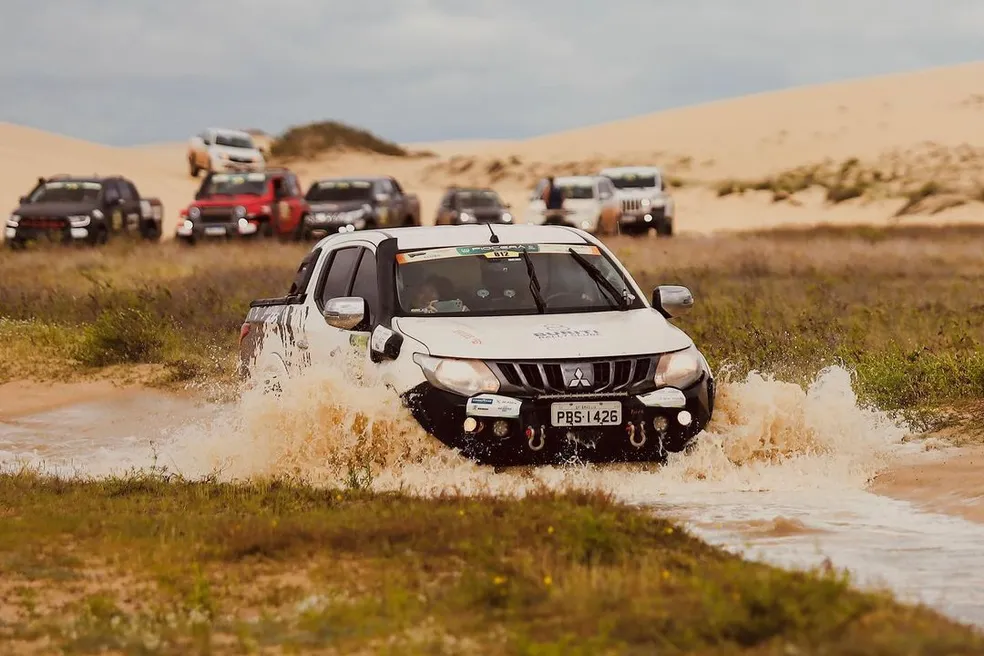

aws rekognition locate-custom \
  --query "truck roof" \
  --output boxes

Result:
[599,166,662,176]
[207,127,252,138]
[313,224,592,252]
[553,175,600,185]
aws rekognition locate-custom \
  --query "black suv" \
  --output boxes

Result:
[5,174,164,249]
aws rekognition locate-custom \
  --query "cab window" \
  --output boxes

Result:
[317,247,360,310]
[350,249,379,325]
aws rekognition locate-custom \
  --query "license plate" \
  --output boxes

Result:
[204,226,226,236]
[550,401,621,427]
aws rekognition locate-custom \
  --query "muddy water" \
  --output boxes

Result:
[2,366,983,629]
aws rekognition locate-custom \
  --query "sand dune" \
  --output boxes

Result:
[2,60,983,239]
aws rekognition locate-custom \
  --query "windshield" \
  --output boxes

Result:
[215,133,255,149]
[200,172,267,197]
[395,243,640,316]
[456,190,502,208]
[28,181,101,204]
[607,173,659,190]
[306,180,373,202]
[556,182,595,199]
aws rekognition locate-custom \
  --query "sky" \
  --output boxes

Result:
[1,0,982,146]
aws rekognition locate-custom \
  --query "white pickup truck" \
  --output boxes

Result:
[238,224,715,466]
[187,128,266,177]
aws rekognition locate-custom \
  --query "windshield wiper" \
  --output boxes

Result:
[567,248,632,311]
[521,250,546,314]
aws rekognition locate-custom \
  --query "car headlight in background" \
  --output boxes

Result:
[188,206,201,219]
[654,344,703,389]
[458,212,474,223]
[6,214,20,227]
[67,215,90,227]
[413,353,500,397]
[502,212,513,222]
[234,205,247,218]
[91,209,104,220]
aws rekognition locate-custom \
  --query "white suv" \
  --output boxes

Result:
[599,166,675,236]
[187,128,266,177]
[239,223,715,467]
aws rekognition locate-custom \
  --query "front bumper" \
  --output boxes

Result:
[401,375,714,467]
[214,160,263,173]
[6,224,90,246]
[304,213,367,236]
[176,218,260,240]
[620,206,668,225]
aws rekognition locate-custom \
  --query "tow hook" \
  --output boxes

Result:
[628,422,647,449]
[526,425,545,451]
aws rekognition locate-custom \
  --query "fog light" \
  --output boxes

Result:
[653,416,669,431]
[463,417,477,433]
[677,410,692,426]
[644,214,653,222]
[493,420,510,437]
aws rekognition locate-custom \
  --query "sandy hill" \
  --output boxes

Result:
[2,60,983,240]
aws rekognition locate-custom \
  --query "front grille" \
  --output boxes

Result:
[20,217,66,230]
[229,156,254,164]
[200,208,234,222]
[621,198,643,213]
[490,356,658,396]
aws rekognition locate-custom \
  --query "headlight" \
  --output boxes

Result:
[6,214,20,227]
[234,205,246,218]
[501,212,513,222]
[413,353,500,397]
[458,212,474,223]
[68,215,90,227]
[654,344,703,389]
[91,209,104,220]
[189,206,201,220]
[641,198,652,207]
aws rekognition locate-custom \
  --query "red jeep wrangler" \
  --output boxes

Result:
[176,168,310,243]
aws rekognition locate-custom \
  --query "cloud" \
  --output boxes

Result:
[0,0,981,144]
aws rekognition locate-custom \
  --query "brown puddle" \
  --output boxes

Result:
[869,446,984,525]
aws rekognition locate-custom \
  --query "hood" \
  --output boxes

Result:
[460,207,506,220]
[210,144,263,159]
[308,200,370,212]
[393,309,692,360]
[15,201,97,217]
[193,195,266,208]
[615,188,664,199]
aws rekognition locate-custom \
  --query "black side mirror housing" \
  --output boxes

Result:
[370,325,403,362]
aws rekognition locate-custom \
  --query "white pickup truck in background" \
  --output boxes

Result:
[187,127,266,177]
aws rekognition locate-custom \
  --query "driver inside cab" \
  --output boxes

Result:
[409,275,470,313]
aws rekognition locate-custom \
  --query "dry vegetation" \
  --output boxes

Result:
[0,470,981,654]
[268,120,422,162]
[713,142,984,215]
[420,152,693,188]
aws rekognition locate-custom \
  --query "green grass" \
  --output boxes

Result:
[2,225,984,428]
[0,469,980,654]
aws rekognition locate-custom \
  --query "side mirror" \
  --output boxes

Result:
[370,325,403,362]
[323,297,367,330]
[18,196,26,204]
[652,285,693,319]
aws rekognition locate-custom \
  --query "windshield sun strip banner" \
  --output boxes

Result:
[396,243,600,264]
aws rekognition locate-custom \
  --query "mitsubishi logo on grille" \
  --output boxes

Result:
[566,366,592,389]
